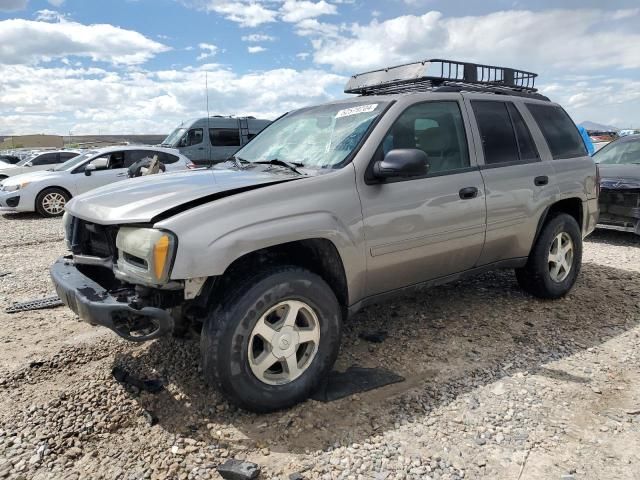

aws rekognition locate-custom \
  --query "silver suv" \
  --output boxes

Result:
[51,60,599,411]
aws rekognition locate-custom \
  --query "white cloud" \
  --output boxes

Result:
[241,33,275,42]
[182,1,278,27]
[0,64,346,135]
[0,0,27,11]
[197,42,218,60]
[280,0,336,23]
[308,9,640,74]
[0,17,169,65]
[180,0,337,26]
[248,46,267,53]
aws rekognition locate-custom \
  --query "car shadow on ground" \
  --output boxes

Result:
[113,262,640,455]
[587,228,639,246]
[1,212,43,221]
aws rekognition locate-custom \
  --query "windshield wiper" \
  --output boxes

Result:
[254,158,305,175]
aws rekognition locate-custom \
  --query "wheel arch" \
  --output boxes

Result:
[533,197,583,245]
[36,185,73,201]
[216,238,349,309]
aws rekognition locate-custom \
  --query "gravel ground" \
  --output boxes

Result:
[0,212,639,480]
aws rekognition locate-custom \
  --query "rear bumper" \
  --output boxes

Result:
[50,256,174,342]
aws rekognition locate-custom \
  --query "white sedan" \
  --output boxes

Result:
[0,146,195,217]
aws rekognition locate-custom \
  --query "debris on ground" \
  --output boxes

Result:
[111,365,164,393]
[358,330,388,343]
[217,459,261,480]
[4,295,63,313]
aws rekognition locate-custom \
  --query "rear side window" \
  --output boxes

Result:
[506,103,539,162]
[125,150,154,167]
[526,104,587,159]
[59,152,79,161]
[158,152,179,164]
[210,128,241,147]
[32,153,59,165]
[472,101,519,165]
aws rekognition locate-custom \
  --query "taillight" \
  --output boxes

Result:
[186,162,197,170]
[595,164,600,198]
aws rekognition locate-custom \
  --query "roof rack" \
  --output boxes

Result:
[345,59,548,100]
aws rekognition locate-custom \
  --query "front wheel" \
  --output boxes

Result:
[35,187,70,217]
[516,213,582,299]
[201,266,342,412]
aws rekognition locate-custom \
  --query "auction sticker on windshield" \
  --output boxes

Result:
[336,104,379,118]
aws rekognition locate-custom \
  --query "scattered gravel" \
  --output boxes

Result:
[1,213,639,479]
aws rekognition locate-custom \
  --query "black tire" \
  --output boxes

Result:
[35,187,70,218]
[201,266,342,412]
[516,213,582,299]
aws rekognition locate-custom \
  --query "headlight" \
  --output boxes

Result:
[2,182,29,192]
[115,227,177,285]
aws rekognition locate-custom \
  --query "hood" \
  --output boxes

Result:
[598,164,640,190]
[66,167,301,224]
[1,169,62,185]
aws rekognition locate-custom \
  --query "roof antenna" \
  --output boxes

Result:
[206,71,213,168]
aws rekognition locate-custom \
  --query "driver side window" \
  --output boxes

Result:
[382,101,470,175]
[184,128,203,147]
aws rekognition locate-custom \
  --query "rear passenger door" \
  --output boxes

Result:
[466,98,557,265]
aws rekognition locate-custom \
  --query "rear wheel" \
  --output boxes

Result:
[35,187,70,217]
[201,266,342,412]
[516,213,582,299]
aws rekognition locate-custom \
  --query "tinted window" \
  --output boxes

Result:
[59,152,79,161]
[472,101,519,165]
[158,152,179,164]
[185,128,203,146]
[107,152,126,169]
[526,104,587,159]
[210,128,241,147]
[124,150,155,168]
[506,103,539,162]
[382,101,470,174]
[31,153,59,165]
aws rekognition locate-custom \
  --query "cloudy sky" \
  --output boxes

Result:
[0,0,639,135]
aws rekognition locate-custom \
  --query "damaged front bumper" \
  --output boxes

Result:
[597,187,640,235]
[50,256,174,342]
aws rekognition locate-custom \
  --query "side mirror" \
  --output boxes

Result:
[373,149,429,180]
[84,164,96,176]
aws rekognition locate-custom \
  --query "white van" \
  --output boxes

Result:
[161,116,271,165]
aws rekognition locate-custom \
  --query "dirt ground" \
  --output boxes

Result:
[0,212,639,480]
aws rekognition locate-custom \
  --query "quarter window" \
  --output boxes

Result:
[526,104,587,159]
[382,101,470,174]
[210,128,241,147]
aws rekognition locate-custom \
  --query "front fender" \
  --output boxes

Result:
[156,166,366,304]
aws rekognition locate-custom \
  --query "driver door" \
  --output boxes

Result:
[77,151,128,194]
[178,128,207,163]
[357,100,487,296]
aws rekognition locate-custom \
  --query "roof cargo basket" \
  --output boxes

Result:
[345,59,546,99]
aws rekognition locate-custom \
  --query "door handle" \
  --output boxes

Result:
[116,172,127,177]
[197,147,205,150]
[534,175,549,186]
[459,186,478,200]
